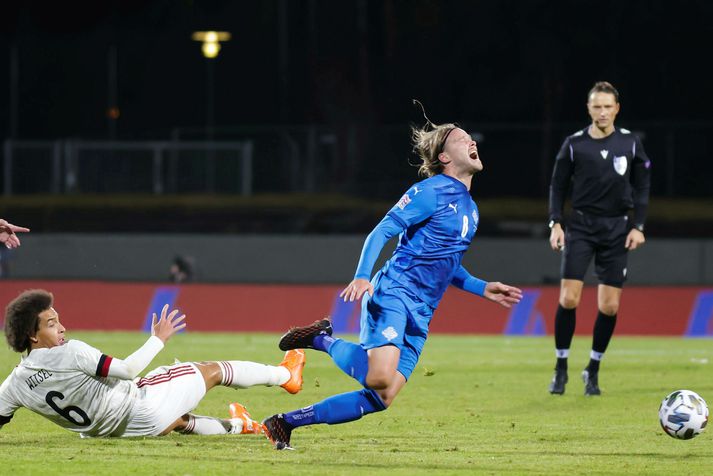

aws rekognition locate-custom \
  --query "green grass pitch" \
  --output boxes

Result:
[1,332,712,475]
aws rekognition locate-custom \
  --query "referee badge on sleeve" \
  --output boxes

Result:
[613,155,628,175]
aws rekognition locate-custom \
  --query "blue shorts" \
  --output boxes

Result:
[359,272,435,380]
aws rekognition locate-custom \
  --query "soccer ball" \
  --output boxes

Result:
[658,390,709,439]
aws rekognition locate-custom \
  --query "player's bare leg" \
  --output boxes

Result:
[559,279,584,309]
[366,345,406,407]
[597,285,622,317]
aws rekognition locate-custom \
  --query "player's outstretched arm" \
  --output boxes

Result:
[0,377,18,429]
[341,215,404,302]
[106,304,186,380]
[450,265,487,297]
[483,282,523,309]
[451,267,523,308]
[151,303,186,343]
[0,219,30,249]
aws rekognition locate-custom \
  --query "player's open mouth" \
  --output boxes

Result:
[469,150,479,160]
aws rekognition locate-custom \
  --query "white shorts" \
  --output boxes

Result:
[122,363,207,437]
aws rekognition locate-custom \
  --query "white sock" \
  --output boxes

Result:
[182,415,236,435]
[556,349,569,359]
[218,361,290,388]
[590,350,604,361]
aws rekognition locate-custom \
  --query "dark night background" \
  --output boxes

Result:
[1,0,712,233]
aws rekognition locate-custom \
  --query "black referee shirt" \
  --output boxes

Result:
[549,126,652,228]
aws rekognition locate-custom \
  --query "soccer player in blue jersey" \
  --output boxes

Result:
[262,118,523,449]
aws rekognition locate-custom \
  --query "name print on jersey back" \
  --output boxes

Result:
[25,369,53,391]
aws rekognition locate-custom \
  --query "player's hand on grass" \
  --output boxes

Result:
[625,228,645,250]
[151,304,186,343]
[549,224,564,251]
[0,219,30,249]
[484,282,523,309]
[340,278,374,302]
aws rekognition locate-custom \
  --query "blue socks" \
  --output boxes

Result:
[312,334,335,352]
[283,388,387,428]
[314,336,369,387]
[289,333,383,429]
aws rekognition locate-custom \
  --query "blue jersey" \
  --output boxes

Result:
[380,174,479,307]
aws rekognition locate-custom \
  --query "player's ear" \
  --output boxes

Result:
[438,152,451,165]
[29,335,38,343]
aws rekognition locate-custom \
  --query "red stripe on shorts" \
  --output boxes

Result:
[136,365,196,388]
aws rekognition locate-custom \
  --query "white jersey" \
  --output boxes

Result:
[0,339,139,437]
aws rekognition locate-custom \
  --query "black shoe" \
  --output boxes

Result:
[278,318,333,351]
[262,414,294,450]
[548,368,568,395]
[582,369,601,396]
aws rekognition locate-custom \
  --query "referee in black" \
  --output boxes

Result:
[547,81,651,396]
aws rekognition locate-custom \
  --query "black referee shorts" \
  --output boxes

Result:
[561,210,629,288]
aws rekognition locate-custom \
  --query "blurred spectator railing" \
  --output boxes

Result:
[3,140,253,195]
[170,121,713,200]
[4,121,712,198]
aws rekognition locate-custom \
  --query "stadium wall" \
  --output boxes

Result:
[5,234,713,285]
[1,280,712,337]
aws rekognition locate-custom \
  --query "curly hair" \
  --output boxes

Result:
[411,122,457,178]
[4,289,53,353]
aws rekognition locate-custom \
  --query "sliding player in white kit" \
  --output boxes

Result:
[0,289,305,438]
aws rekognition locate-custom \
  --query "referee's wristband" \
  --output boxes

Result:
[633,224,645,233]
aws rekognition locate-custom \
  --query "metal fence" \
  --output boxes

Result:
[3,121,712,198]
[3,140,253,196]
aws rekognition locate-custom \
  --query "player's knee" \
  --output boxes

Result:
[161,414,189,435]
[365,373,391,391]
[367,387,395,408]
[559,285,581,309]
[560,293,580,309]
[193,361,223,390]
[365,367,399,391]
[365,375,402,407]
[599,303,619,316]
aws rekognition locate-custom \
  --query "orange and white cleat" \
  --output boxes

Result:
[279,349,306,394]
[228,402,264,435]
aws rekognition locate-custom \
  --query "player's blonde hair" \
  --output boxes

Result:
[410,100,457,178]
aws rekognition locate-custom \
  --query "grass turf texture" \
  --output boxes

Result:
[1,333,712,475]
